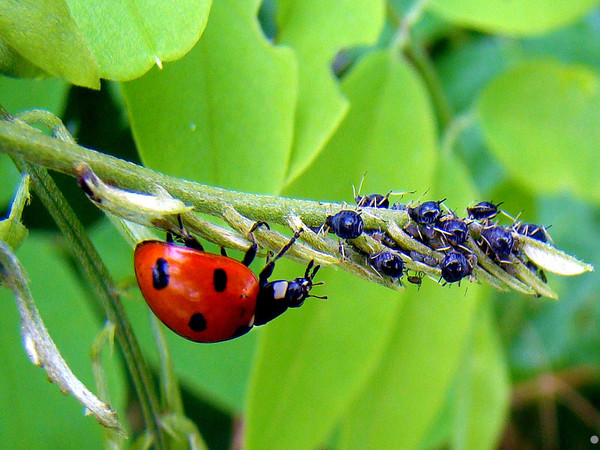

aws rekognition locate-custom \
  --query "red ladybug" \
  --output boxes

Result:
[134,226,323,343]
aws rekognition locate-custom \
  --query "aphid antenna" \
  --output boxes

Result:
[352,172,368,199]
[441,203,459,216]
[409,188,431,206]
[542,224,554,244]
[457,243,473,254]
[500,207,519,223]
[387,190,416,199]
[360,208,382,221]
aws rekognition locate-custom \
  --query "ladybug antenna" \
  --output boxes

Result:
[308,293,328,300]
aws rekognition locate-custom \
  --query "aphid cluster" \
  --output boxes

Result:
[323,195,552,289]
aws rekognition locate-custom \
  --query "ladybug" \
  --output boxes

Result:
[325,210,363,239]
[480,225,514,262]
[369,251,404,278]
[134,226,324,343]
[467,201,502,221]
[440,251,473,284]
[408,200,445,225]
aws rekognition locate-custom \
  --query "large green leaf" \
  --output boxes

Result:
[66,0,211,81]
[0,0,211,87]
[122,0,297,194]
[276,0,385,184]
[286,49,438,200]
[478,60,600,203]
[245,49,438,449]
[0,233,126,447]
[429,0,598,36]
[0,0,99,87]
[451,302,510,450]
[246,269,402,450]
[520,10,600,74]
[0,76,68,115]
[339,285,482,449]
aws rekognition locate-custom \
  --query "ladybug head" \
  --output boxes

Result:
[285,260,326,307]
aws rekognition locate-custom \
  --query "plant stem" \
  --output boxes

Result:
[388,0,453,129]
[403,44,453,129]
[9,137,166,447]
[0,119,410,229]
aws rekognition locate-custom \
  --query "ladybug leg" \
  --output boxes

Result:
[258,230,303,283]
[242,221,271,267]
[184,237,204,251]
[221,247,228,257]
[242,243,257,267]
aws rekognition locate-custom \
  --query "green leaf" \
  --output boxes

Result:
[0,37,47,78]
[0,0,99,87]
[478,60,600,203]
[520,10,600,73]
[286,49,438,199]
[276,0,385,185]
[66,0,211,81]
[0,75,68,115]
[245,49,438,449]
[339,284,482,449]
[122,0,297,194]
[428,0,598,36]
[246,268,402,450]
[451,302,510,450]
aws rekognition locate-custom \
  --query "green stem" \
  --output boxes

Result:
[10,146,166,447]
[388,0,453,129]
[403,44,453,129]
[440,109,477,156]
[0,119,410,229]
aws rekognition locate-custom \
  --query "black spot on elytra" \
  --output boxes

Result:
[189,313,207,332]
[152,258,169,289]
[213,268,227,292]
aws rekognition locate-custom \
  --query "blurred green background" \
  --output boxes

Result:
[1,0,599,448]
